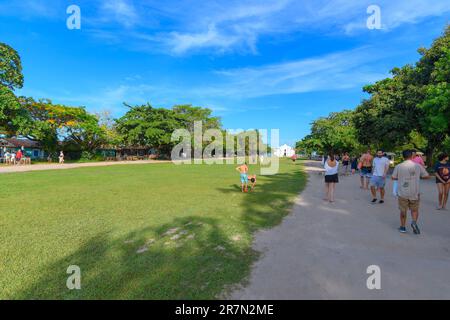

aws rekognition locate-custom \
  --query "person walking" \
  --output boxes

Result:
[59,151,65,164]
[434,153,450,210]
[392,149,430,234]
[369,149,390,204]
[412,150,426,168]
[351,155,358,175]
[341,152,350,176]
[359,149,373,190]
[324,153,339,203]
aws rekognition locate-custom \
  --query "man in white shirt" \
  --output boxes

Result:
[370,150,390,204]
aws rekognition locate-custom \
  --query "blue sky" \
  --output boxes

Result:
[1,0,449,145]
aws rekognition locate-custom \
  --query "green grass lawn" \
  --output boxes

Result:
[0,159,306,299]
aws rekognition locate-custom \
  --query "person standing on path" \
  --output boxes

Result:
[359,149,373,190]
[392,149,430,234]
[324,153,339,203]
[434,153,450,210]
[351,155,358,175]
[370,150,390,204]
[412,150,426,168]
[341,152,350,176]
[59,151,65,164]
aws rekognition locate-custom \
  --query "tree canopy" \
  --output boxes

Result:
[297,25,450,164]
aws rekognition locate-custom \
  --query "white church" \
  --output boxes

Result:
[273,144,296,157]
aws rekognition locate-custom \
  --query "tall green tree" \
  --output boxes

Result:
[0,43,26,135]
[298,110,360,155]
[0,42,23,90]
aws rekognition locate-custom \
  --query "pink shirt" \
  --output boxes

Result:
[412,156,425,167]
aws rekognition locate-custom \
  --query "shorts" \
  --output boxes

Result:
[398,196,420,212]
[325,174,339,183]
[360,166,372,177]
[436,177,449,184]
[370,176,386,188]
[240,173,248,184]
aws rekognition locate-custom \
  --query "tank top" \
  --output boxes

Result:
[324,160,339,175]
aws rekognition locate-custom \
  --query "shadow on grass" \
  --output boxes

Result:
[14,164,306,299]
[218,170,307,232]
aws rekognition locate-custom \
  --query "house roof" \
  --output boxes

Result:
[0,139,15,148]
[1,138,42,148]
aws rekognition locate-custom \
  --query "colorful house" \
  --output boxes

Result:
[0,138,46,159]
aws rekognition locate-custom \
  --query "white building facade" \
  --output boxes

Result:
[273,144,295,157]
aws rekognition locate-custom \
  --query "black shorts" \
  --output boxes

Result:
[436,177,449,184]
[325,174,339,183]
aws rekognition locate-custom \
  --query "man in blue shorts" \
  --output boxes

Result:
[236,163,249,192]
[359,149,373,189]
[370,149,390,204]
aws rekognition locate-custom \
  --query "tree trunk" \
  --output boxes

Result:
[425,148,433,168]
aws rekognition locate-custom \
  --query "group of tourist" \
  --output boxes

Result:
[323,148,450,234]
[3,149,25,165]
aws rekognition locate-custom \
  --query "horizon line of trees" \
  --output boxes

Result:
[296,25,450,166]
[0,42,269,160]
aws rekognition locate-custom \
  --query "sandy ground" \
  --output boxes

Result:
[0,160,169,174]
[230,160,450,299]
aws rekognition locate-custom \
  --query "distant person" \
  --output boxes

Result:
[16,149,22,163]
[342,152,350,175]
[392,149,430,234]
[259,154,264,164]
[359,149,373,189]
[11,151,16,165]
[324,153,339,203]
[4,151,11,165]
[291,154,298,163]
[59,151,65,164]
[370,150,390,204]
[236,163,249,193]
[434,153,450,210]
[351,156,358,175]
[412,150,426,168]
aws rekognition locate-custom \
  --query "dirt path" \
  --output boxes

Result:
[230,160,450,299]
[0,160,169,174]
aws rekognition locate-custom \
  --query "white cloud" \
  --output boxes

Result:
[100,0,139,28]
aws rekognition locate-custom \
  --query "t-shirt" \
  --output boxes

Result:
[372,156,390,177]
[392,160,429,200]
[434,162,450,182]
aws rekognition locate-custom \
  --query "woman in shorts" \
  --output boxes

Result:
[435,153,450,210]
[324,153,339,203]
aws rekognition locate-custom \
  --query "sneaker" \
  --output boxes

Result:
[371,198,377,203]
[379,200,384,204]
[398,226,407,233]
[411,222,421,235]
